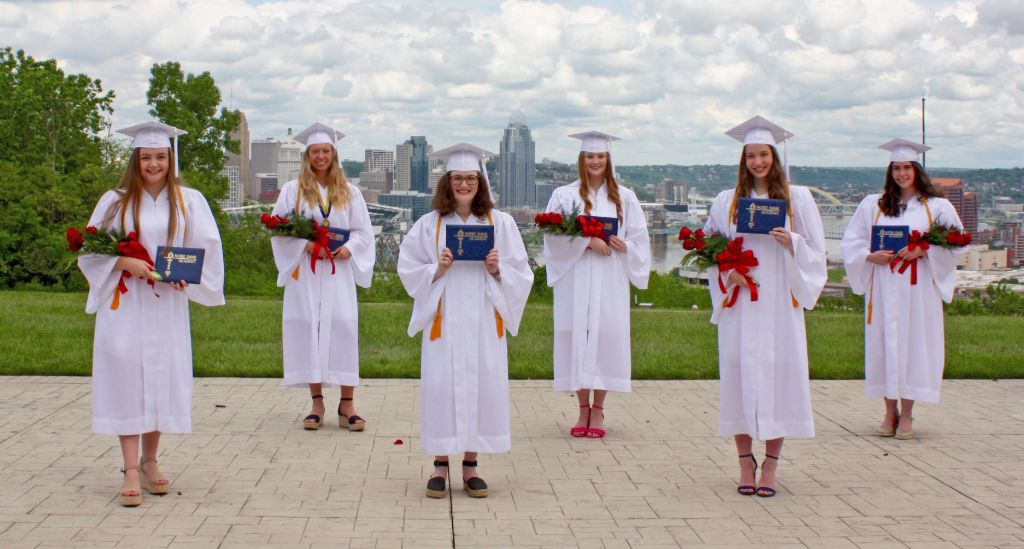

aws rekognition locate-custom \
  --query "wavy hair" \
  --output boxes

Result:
[577,151,622,221]
[295,145,350,216]
[103,147,186,245]
[877,161,942,217]
[431,171,494,217]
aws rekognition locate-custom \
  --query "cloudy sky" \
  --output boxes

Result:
[3,0,1022,167]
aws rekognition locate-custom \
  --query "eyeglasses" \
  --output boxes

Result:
[451,175,480,186]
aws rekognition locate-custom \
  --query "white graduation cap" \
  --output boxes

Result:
[568,130,621,153]
[878,138,930,163]
[430,143,496,200]
[294,122,345,147]
[725,115,794,180]
[116,121,187,178]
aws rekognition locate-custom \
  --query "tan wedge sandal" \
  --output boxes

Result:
[119,465,142,507]
[338,397,366,431]
[303,394,324,430]
[139,458,170,495]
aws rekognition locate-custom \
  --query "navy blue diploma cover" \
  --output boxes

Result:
[446,225,494,261]
[870,225,909,252]
[581,215,619,242]
[155,246,205,284]
[326,227,351,253]
[736,197,787,234]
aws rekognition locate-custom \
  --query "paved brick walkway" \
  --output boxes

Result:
[0,377,1022,548]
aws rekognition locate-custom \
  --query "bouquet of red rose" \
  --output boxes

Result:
[260,213,335,274]
[678,227,729,271]
[535,205,609,240]
[66,226,161,310]
[923,222,972,248]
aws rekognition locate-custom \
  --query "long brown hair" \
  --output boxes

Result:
[431,171,494,217]
[296,145,350,216]
[728,144,790,223]
[103,147,185,245]
[577,151,622,221]
[877,161,942,217]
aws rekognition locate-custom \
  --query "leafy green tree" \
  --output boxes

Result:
[0,47,115,174]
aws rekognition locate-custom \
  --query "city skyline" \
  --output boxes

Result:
[15,1,1020,168]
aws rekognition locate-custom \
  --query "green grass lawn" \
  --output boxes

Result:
[2,291,1022,379]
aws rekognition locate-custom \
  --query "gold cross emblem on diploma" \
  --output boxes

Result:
[455,229,466,256]
[746,202,758,229]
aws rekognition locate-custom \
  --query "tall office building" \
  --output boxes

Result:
[364,149,394,172]
[222,112,257,203]
[934,178,978,233]
[407,136,430,193]
[277,128,302,188]
[498,110,536,208]
[394,142,413,191]
[251,138,281,174]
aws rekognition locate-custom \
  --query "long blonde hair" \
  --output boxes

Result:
[728,144,790,223]
[296,145,350,216]
[103,147,186,245]
[577,151,622,221]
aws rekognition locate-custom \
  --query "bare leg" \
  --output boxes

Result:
[574,389,591,430]
[308,383,325,417]
[898,399,915,435]
[734,434,755,490]
[339,385,363,424]
[879,398,899,435]
[431,455,449,479]
[119,434,141,498]
[758,437,784,495]
[590,390,608,432]
[462,451,479,480]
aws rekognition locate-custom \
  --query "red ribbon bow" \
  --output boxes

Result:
[114,232,158,303]
[309,221,336,275]
[716,237,759,307]
[889,230,930,285]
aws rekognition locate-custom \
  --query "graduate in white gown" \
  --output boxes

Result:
[270,123,375,431]
[701,116,826,498]
[543,131,650,439]
[78,121,224,507]
[840,139,963,440]
[398,143,532,499]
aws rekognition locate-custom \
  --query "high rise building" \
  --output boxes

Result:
[221,112,257,203]
[535,181,554,209]
[408,136,431,193]
[498,110,536,208]
[934,178,978,233]
[277,128,302,188]
[364,149,394,172]
[217,164,242,208]
[394,142,413,191]
[379,190,432,221]
[251,138,281,174]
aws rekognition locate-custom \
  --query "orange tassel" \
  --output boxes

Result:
[292,266,299,280]
[495,311,504,338]
[429,301,442,340]
[791,294,799,308]
[866,271,875,325]
[110,289,121,310]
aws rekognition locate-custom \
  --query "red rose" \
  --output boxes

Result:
[960,232,972,245]
[277,216,289,224]
[85,226,98,235]
[266,217,279,229]
[260,213,271,225]
[550,213,563,225]
[682,239,695,250]
[66,227,84,251]
[695,239,706,251]
[678,226,692,241]
[695,229,705,239]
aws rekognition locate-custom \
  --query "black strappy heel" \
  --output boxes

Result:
[337,397,366,431]
[737,453,757,496]
[303,394,324,430]
[757,454,779,498]
[426,459,448,499]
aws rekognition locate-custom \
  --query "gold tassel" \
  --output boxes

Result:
[495,311,504,339]
[867,274,875,325]
[292,266,300,280]
[791,294,799,308]
[429,301,442,341]
[110,289,121,310]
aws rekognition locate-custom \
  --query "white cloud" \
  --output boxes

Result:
[0,0,1020,167]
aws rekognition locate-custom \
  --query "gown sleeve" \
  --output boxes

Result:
[785,186,827,309]
[927,198,965,303]
[542,186,590,287]
[703,190,730,324]
[344,185,376,288]
[182,189,225,307]
[840,195,877,296]
[398,211,448,337]
[269,181,308,287]
[484,213,534,336]
[78,191,124,314]
[619,189,651,289]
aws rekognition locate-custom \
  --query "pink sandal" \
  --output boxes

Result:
[570,404,590,437]
[586,404,606,438]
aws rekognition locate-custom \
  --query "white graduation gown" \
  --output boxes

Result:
[398,209,532,456]
[543,181,651,393]
[704,186,826,440]
[78,187,225,435]
[271,180,375,387]
[840,194,963,403]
